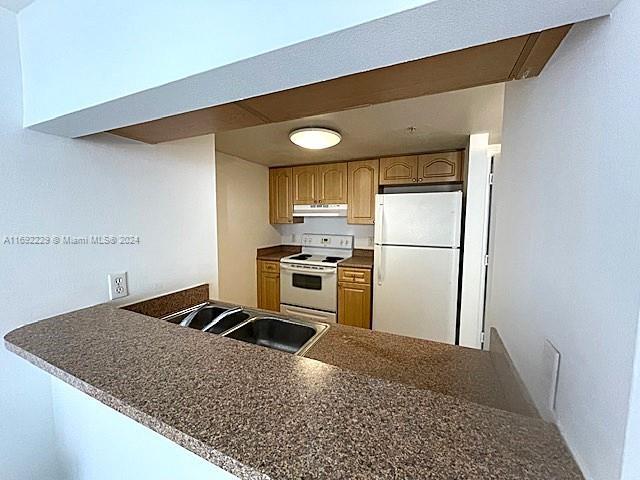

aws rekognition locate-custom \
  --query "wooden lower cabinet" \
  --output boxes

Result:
[337,267,372,329]
[257,260,280,312]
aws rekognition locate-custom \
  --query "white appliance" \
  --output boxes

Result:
[293,204,347,217]
[373,192,462,344]
[280,233,353,323]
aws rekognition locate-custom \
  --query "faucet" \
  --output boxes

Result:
[202,307,243,332]
[179,304,207,328]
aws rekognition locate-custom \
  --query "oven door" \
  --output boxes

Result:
[280,263,337,313]
[280,304,336,323]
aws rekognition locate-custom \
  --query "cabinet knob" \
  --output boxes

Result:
[319,200,323,204]
[412,178,417,183]
[418,178,423,182]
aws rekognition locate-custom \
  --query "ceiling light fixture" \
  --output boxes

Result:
[289,127,342,150]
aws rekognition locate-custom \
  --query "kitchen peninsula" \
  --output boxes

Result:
[4,286,582,479]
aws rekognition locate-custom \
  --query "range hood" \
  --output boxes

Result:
[293,204,347,217]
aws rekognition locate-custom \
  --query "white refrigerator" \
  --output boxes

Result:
[373,192,462,344]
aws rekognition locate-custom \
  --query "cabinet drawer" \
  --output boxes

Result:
[260,261,280,274]
[338,267,371,284]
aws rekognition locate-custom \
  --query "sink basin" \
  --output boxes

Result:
[199,308,251,334]
[162,303,329,354]
[222,316,327,355]
[162,304,250,333]
[163,307,204,326]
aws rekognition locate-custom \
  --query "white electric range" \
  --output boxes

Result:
[280,233,353,323]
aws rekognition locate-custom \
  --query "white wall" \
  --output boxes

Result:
[622,310,640,480]
[0,6,219,478]
[277,218,374,250]
[487,2,640,479]
[17,1,618,137]
[17,0,428,126]
[216,152,280,307]
[0,10,62,479]
[51,378,236,480]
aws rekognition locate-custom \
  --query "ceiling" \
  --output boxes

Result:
[216,83,505,167]
[0,0,35,12]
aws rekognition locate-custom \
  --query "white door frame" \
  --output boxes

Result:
[458,134,498,349]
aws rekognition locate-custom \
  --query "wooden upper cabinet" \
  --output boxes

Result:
[269,167,294,224]
[273,150,464,224]
[317,163,347,204]
[417,151,463,183]
[293,162,347,204]
[379,156,418,185]
[379,151,464,185]
[292,165,317,205]
[347,159,379,225]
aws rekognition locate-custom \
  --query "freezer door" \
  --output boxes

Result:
[375,192,462,247]
[373,244,459,344]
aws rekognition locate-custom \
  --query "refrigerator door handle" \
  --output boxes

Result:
[374,196,384,287]
[451,192,463,248]
[376,247,384,286]
[448,249,461,343]
[374,196,384,244]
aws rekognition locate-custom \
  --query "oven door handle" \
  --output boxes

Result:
[280,264,336,275]
[282,305,335,323]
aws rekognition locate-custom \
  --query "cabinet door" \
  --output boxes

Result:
[417,151,463,183]
[347,159,378,225]
[269,168,294,224]
[316,162,348,204]
[379,156,418,185]
[338,281,372,329]
[257,261,280,312]
[292,165,317,204]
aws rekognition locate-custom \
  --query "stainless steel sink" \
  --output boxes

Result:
[161,302,328,355]
[162,304,207,326]
[221,316,328,355]
[162,304,249,333]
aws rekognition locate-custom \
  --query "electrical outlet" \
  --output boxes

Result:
[108,272,129,300]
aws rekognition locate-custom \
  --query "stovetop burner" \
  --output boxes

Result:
[290,254,312,260]
[281,235,353,267]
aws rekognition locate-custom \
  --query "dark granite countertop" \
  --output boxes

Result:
[339,248,374,269]
[4,304,582,480]
[305,322,514,413]
[256,245,301,262]
[257,245,374,268]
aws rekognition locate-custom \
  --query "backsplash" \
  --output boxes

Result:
[275,217,374,250]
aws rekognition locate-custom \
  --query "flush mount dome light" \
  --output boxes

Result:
[289,127,342,150]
